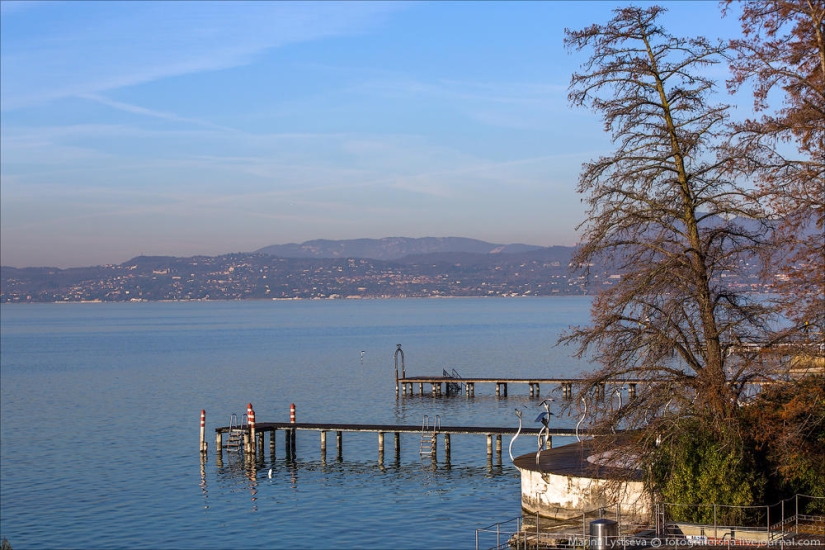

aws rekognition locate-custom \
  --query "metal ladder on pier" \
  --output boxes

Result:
[224,413,245,452]
[419,414,440,455]
[443,368,463,395]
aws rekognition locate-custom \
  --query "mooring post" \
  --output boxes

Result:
[270,429,276,459]
[444,433,451,462]
[430,432,437,458]
[285,429,292,456]
[216,430,223,455]
[336,430,343,459]
[394,432,400,457]
[320,430,327,458]
[535,383,540,397]
[495,383,501,397]
[486,434,493,457]
[200,410,208,453]
[378,432,385,455]
[496,434,502,457]
[247,404,256,456]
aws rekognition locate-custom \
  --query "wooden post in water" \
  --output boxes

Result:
[336,430,343,459]
[216,430,223,455]
[200,410,208,453]
[394,432,400,458]
[534,383,540,397]
[270,429,276,459]
[289,403,296,458]
[320,431,327,459]
[495,383,501,397]
[486,434,493,457]
[247,404,256,456]
[378,432,385,455]
[444,433,451,462]
[628,383,637,399]
[430,431,437,458]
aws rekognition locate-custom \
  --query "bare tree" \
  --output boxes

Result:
[562,5,774,510]
[725,0,825,352]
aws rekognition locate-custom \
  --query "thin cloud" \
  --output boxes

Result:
[1,2,405,110]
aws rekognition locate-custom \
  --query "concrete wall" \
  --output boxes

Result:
[520,467,651,521]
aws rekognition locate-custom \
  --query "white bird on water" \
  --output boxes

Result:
[268,468,273,478]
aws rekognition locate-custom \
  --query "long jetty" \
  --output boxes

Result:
[397,375,647,398]
[208,406,579,464]
[391,344,645,398]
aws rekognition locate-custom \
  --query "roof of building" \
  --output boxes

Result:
[513,439,643,481]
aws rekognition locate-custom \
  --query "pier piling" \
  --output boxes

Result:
[200,410,207,453]
[247,404,256,456]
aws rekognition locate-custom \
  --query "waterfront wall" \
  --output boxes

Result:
[520,467,651,521]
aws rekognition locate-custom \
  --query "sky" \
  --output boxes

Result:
[1,1,748,268]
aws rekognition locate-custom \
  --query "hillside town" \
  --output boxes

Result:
[1,248,771,303]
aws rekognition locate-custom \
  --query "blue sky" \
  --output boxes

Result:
[1,1,745,268]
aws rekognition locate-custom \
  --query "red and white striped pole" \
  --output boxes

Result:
[199,409,207,453]
[288,403,297,457]
[247,403,256,455]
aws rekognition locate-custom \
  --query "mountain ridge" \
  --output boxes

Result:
[255,237,544,261]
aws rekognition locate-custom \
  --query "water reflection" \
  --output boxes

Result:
[200,453,208,510]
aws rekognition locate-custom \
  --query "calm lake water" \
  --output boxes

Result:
[0,297,594,549]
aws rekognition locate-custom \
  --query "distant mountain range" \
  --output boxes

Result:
[255,237,544,261]
[0,236,770,303]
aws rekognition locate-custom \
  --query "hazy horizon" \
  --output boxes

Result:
[1,1,747,268]
[2,234,572,269]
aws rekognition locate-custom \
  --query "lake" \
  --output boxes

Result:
[0,297,595,549]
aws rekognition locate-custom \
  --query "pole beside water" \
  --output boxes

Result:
[200,409,207,453]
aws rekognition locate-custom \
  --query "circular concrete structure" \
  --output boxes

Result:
[513,440,651,520]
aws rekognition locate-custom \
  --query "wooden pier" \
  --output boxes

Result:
[396,375,646,399]
[213,419,579,463]
[392,341,645,398]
